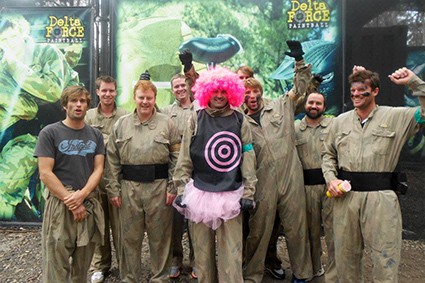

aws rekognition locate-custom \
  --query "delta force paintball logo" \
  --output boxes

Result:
[287,0,331,29]
[45,15,85,43]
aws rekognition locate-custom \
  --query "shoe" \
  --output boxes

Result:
[292,275,306,283]
[169,266,181,279]
[265,266,286,280]
[191,267,198,279]
[306,266,325,281]
[313,266,325,277]
[91,271,104,283]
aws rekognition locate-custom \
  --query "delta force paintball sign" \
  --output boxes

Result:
[287,0,331,29]
[45,15,85,43]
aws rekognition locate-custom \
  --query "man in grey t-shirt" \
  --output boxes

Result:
[34,85,105,282]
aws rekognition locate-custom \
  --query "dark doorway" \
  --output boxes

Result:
[345,26,407,110]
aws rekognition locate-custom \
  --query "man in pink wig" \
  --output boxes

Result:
[173,66,257,283]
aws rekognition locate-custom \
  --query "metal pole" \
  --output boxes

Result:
[341,0,347,112]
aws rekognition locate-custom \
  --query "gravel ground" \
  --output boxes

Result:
[1,166,424,282]
[1,226,424,283]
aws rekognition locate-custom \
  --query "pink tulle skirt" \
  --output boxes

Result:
[173,179,243,230]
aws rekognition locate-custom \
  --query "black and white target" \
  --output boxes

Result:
[204,131,242,172]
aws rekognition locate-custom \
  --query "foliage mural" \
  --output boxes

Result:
[113,0,341,112]
[1,0,423,223]
[0,7,93,221]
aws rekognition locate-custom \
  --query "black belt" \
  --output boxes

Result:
[122,164,168,183]
[303,168,326,186]
[338,170,406,193]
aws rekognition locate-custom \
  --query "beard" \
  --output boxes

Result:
[305,109,324,119]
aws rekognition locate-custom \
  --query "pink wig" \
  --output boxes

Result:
[192,67,245,108]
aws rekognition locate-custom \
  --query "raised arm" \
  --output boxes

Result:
[180,49,199,102]
[283,41,312,102]
[390,67,425,124]
[388,67,417,85]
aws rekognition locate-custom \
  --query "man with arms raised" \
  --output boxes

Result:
[243,41,314,283]
[322,66,425,282]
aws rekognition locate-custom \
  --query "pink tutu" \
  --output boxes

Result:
[173,179,243,230]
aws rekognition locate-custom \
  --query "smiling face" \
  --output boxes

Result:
[96,81,117,107]
[209,90,228,109]
[132,80,157,121]
[305,92,325,120]
[134,88,156,121]
[350,81,378,111]
[348,70,380,115]
[171,77,188,104]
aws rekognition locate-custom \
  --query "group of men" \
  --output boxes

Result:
[35,39,425,283]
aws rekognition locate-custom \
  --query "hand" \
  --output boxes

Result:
[388,67,414,86]
[239,198,255,211]
[352,65,366,74]
[174,195,186,208]
[64,190,86,210]
[312,73,324,84]
[179,49,193,66]
[284,40,304,61]
[139,70,151,81]
[327,179,345,198]
[166,192,176,206]
[71,205,87,222]
[179,49,193,72]
[109,196,122,208]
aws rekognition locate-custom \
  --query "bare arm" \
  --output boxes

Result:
[38,157,72,201]
[38,156,88,221]
[63,154,104,209]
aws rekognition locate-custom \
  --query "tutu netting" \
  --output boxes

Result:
[173,179,243,230]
